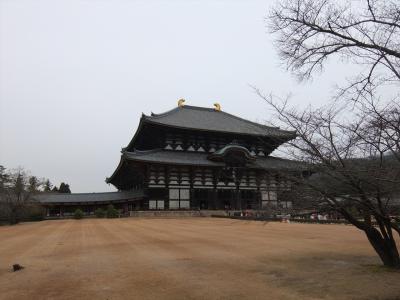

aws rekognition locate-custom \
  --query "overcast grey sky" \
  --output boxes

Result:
[0,0,352,192]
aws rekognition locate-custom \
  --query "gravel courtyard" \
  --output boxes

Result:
[0,218,399,300]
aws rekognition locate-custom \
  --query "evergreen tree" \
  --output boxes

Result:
[58,182,71,193]
[43,179,52,192]
[28,176,38,193]
[14,173,25,195]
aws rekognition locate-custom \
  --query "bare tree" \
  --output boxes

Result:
[0,170,30,224]
[0,168,45,224]
[256,92,400,268]
[269,0,400,95]
[264,0,400,268]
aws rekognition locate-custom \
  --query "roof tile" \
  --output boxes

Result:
[145,105,295,138]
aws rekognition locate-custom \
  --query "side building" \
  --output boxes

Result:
[36,191,145,217]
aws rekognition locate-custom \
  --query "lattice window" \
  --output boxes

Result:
[261,191,278,208]
[169,200,179,209]
[157,200,165,209]
[169,189,179,200]
[168,188,191,209]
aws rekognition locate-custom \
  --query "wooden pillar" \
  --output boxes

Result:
[212,188,217,210]
[212,168,219,210]
[229,190,235,210]
[209,188,215,210]
[189,166,196,209]
[236,188,242,210]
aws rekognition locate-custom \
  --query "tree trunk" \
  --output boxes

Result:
[364,227,400,269]
[8,206,18,225]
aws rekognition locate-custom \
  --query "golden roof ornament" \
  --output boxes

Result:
[214,103,221,111]
[177,98,186,107]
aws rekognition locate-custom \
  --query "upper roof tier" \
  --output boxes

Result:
[143,105,295,138]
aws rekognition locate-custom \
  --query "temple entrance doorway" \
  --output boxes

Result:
[217,189,236,210]
[193,189,210,209]
[240,190,257,209]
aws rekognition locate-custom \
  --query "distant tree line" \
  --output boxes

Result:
[0,165,71,224]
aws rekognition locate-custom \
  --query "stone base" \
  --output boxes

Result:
[129,210,231,218]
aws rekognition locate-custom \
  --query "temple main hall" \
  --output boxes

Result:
[106,101,302,212]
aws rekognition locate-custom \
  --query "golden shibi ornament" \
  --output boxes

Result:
[177,99,186,107]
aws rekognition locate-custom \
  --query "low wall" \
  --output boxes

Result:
[212,215,352,225]
[129,210,229,218]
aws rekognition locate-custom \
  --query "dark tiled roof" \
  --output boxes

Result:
[144,105,295,138]
[209,143,256,162]
[34,190,144,204]
[254,156,306,170]
[123,149,224,167]
[212,144,254,156]
[123,149,305,170]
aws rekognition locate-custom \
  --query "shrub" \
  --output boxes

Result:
[95,208,106,218]
[25,204,46,221]
[106,204,119,218]
[0,201,45,224]
[74,209,84,219]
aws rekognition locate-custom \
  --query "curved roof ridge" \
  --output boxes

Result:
[149,105,215,116]
[181,105,216,111]
[215,143,253,153]
[126,148,163,155]
[209,143,256,162]
[146,106,180,119]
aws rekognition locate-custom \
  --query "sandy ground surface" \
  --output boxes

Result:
[0,218,399,300]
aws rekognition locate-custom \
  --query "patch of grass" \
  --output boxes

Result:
[362,264,400,273]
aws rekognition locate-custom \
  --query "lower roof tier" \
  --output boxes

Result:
[106,149,307,189]
[122,149,304,169]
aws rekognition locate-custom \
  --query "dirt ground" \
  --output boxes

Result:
[0,218,399,300]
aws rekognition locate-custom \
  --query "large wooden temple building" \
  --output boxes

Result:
[37,101,304,217]
[106,101,301,212]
